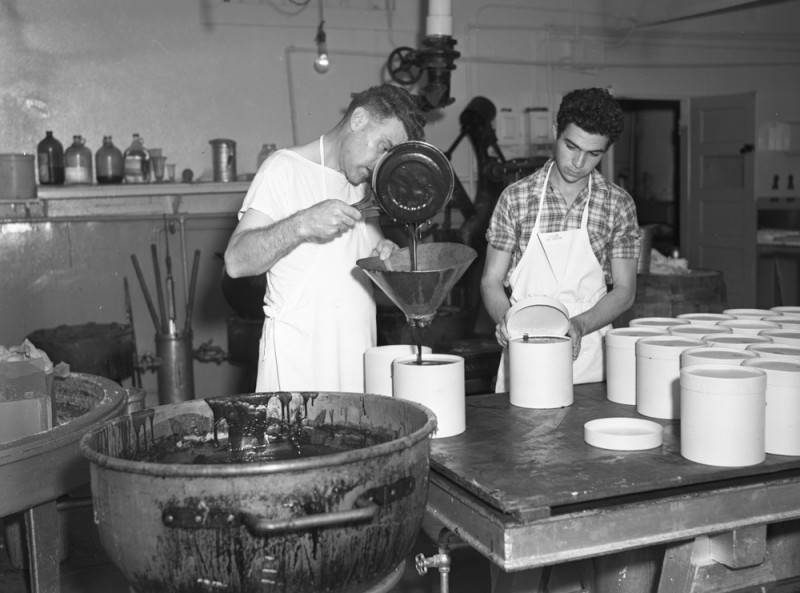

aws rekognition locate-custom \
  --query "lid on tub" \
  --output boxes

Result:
[505,296,569,340]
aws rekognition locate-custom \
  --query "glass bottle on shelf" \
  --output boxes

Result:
[37,130,65,185]
[256,143,277,171]
[95,136,124,184]
[64,135,93,184]
[123,133,150,183]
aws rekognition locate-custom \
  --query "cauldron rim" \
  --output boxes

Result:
[79,391,437,478]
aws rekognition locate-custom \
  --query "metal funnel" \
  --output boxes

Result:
[357,242,477,326]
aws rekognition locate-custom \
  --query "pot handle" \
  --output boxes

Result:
[241,475,416,536]
[241,501,378,536]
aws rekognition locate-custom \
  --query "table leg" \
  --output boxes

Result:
[24,500,61,593]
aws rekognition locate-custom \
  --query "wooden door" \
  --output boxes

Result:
[685,93,756,308]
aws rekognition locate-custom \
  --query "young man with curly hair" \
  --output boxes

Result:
[224,84,426,392]
[481,87,641,389]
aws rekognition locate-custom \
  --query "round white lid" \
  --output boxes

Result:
[584,417,663,451]
[505,296,569,339]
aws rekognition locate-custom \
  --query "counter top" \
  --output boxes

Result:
[1,182,250,221]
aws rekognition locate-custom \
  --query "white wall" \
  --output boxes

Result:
[2,0,800,190]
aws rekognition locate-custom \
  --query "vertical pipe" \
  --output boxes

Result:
[156,331,195,404]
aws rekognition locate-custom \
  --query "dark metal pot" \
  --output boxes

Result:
[80,392,436,593]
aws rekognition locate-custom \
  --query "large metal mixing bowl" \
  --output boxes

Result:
[80,391,437,593]
[1,372,127,518]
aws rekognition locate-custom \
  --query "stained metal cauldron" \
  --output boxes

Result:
[80,391,436,593]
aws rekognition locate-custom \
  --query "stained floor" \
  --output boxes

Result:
[0,501,490,593]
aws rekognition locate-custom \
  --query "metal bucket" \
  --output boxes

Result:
[0,153,37,200]
[209,138,236,182]
[80,391,436,593]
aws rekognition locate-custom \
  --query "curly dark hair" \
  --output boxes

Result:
[345,84,426,141]
[556,88,624,145]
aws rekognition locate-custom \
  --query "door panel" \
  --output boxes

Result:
[686,93,756,307]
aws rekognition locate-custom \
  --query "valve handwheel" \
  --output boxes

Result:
[387,47,423,85]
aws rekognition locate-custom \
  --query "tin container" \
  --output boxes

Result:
[718,318,781,336]
[635,336,704,419]
[209,138,237,182]
[742,359,800,455]
[668,324,731,340]
[509,335,573,409]
[704,333,772,351]
[680,364,766,467]
[363,344,432,397]
[745,342,800,363]
[604,327,665,405]
[680,346,757,369]
[0,153,37,200]
[393,353,465,438]
[676,312,735,326]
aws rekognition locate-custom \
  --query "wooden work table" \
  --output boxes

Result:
[426,385,800,592]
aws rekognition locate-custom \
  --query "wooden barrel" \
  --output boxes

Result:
[614,269,727,328]
[26,322,134,381]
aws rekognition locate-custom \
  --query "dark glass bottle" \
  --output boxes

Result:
[123,133,150,183]
[64,135,93,184]
[95,136,124,184]
[36,130,65,185]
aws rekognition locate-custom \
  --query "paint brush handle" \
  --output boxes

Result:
[184,249,201,332]
[150,243,168,333]
[130,254,161,332]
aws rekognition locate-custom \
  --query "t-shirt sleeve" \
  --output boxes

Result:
[485,188,516,253]
[610,191,641,260]
[237,152,296,222]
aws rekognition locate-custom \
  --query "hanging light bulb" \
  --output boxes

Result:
[313,19,329,74]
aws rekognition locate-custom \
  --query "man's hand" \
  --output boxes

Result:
[567,319,583,360]
[494,309,513,348]
[300,199,362,243]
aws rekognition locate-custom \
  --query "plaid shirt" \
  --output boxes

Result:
[486,160,640,286]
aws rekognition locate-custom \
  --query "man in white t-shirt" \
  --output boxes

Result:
[224,84,426,392]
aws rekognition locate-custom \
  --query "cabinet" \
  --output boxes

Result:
[756,196,800,307]
[0,182,251,405]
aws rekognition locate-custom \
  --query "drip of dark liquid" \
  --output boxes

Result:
[407,223,425,363]
[407,223,418,272]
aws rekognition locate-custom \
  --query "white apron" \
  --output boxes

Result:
[256,137,376,393]
[496,162,609,392]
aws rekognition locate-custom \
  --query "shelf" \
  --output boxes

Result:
[1,182,250,221]
[757,196,800,210]
[36,181,250,200]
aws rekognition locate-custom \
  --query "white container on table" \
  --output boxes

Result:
[629,317,683,330]
[680,346,758,369]
[680,364,766,467]
[723,308,774,320]
[604,327,665,405]
[762,316,800,331]
[746,342,800,364]
[704,334,773,351]
[676,312,735,326]
[635,335,704,419]
[758,329,800,347]
[364,344,432,396]
[668,324,731,341]
[504,296,573,409]
[718,318,781,336]
[742,359,800,456]
[392,353,465,439]
[771,305,800,319]
[509,335,573,408]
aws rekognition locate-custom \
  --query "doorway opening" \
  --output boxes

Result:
[614,99,681,256]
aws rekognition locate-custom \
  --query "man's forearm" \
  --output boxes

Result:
[225,213,305,278]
